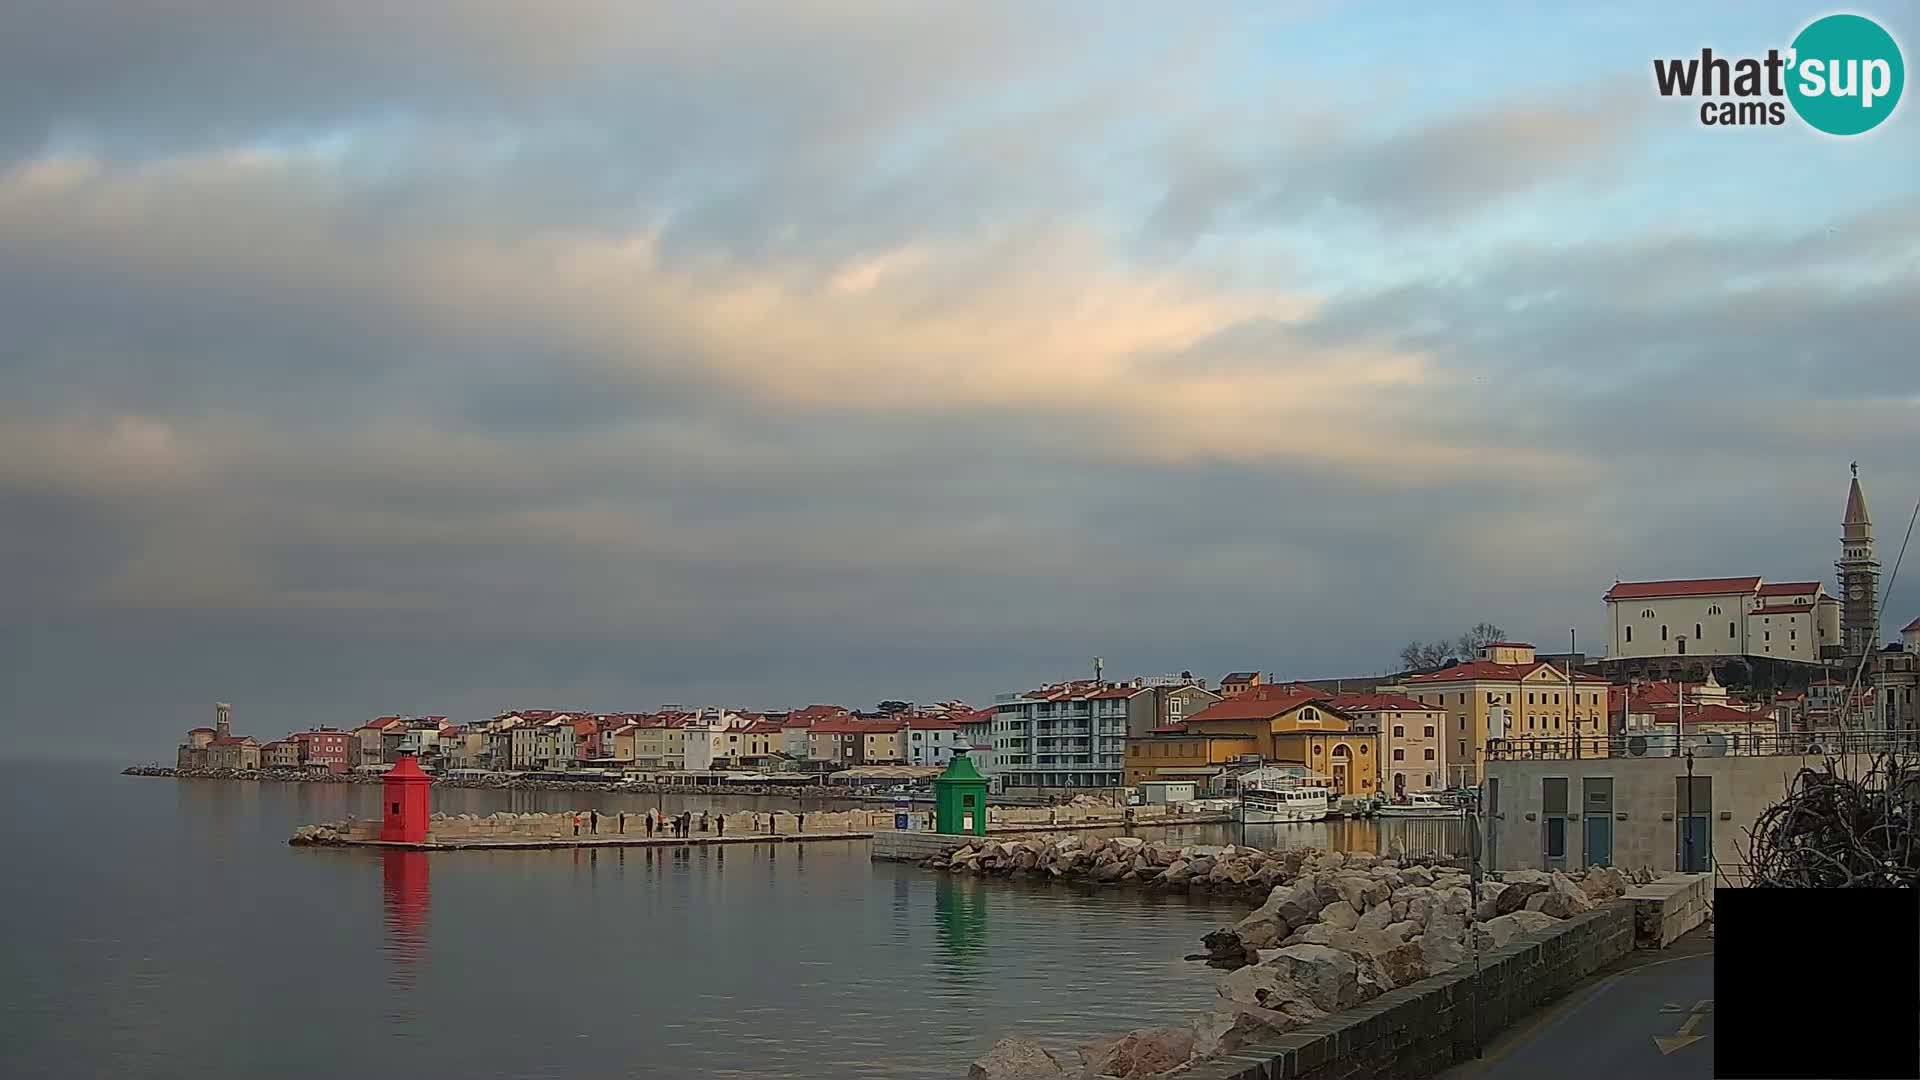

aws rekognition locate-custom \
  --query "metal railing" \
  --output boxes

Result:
[1487,729,1920,761]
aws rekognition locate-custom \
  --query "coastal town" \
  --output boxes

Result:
[157,469,1918,866]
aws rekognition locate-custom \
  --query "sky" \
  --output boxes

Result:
[3,2,1917,758]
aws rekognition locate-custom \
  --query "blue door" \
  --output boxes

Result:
[1583,814,1613,867]
[1681,815,1711,872]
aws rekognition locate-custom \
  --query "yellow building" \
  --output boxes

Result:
[1397,642,1611,787]
[1133,686,1380,797]
[632,723,687,770]
[1124,731,1259,787]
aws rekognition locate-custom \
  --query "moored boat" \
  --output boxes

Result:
[1375,791,1463,818]
[1236,785,1332,824]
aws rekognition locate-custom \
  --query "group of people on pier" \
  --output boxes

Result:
[565,807,806,839]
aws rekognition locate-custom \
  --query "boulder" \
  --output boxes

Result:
[1525,874,1594,918]
[1473,882,1510,922]
[1320,900,1361,930]
[1578,866,1629,901]
[1160,860,1191,886]
[1232,907,1289,950]
[1190,1006,1301,1060]
[1383,919,1420,943]
[1367,940,1429,990]
[1354,900,1395,933]
[1434,886,1473,917]
[1079,1027,1195,1079]
[1093,859,1128,883]
[1216,966,1327,1025]
[1401,866,1435,888]
[1109,836,1145,851]
[1506,909,1560,935]
[1187,856,1217,879]
[1396,886,1438,925]
[1420,911,1470,972]
[1261,943,1369,1012]
[968,1037,1069,1080]
[1494,881,1549,915]
[1272,880,1324,926]
[1191,928,1254,970]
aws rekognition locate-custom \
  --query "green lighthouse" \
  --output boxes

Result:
[932,750,989,836]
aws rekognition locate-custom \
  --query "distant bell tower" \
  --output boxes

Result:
[215,702,233,740]
[1838,463,1880,658]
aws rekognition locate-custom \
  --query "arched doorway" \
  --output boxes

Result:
[1330,743,1351,794]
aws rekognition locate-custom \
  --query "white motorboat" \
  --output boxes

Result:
[1376,792,1463,819]
[1236,785,1332,824]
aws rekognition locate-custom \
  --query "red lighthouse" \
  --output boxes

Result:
[380,754,433,843]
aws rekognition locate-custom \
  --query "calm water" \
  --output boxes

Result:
[1,765,1466,1079]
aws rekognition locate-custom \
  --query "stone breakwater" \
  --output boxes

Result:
[292,807,899,845]
[962,843,1657,1080]
[923,836,1458,902]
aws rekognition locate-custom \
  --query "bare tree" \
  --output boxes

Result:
[1396,622,1507,673]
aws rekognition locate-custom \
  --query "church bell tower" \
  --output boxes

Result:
[1838,463,1880,658]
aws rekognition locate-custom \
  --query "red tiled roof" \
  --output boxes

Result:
[1326,692,1443,713]
[187,727,216,734]
[744,720,783,734]
[1604,576,1762,601]
[1757,582,1821,596]
[1089,686,1149,699]
[1408,660,1608,685]
[1644,703,1767,726]
[810,718,867,734]
[904,717,960,730]
[1903,617,1920,633]
[1185,686,1331,723]
[362,716,408,731]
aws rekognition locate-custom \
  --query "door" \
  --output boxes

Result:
[1583,815,1613,868]
[1582,777,1614,867]
[1681,815,1710,872]
[1542,777,1569,872]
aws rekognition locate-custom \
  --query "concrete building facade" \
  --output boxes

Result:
[1326,692,1447,795]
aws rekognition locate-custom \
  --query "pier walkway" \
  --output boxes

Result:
[1437,925,1715,1080]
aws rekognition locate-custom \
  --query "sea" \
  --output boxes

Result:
[0,762,1464,1079]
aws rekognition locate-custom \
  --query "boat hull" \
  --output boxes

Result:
[1237,802,1332,824]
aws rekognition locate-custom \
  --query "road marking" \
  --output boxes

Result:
[1655,999,1712,1055]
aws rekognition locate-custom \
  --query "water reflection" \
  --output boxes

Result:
[381,851,430,1008]
[934,873,988,963]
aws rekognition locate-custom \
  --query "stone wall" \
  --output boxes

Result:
[1624,873,1712,948]
[1178,904,1636,1080]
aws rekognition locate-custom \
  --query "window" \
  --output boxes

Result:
[1528,692,1535,705]
[1553,693,1561,705]
[391,802,400,814]
[1694,623,1702,639]
[1424,725,1436,737]
[1426,773,1435,786]
[1791,630,1797,641]
[1625,626,1632,643]
[1424,748,1435,760]
[1764,631,1771,642]
[1359,745,1369,755]
[1708,604,1721,615]
[1393,749,1405,761]
[1393,725,1405,737]
[1729,621,1737,638]
[1642,608,1655,618]
[1661,625,1669,640]
[1458,740,1467,756]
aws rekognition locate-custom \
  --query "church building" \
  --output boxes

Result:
[1601,466,1879,672]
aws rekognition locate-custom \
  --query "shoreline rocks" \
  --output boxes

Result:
[966,852,1662,1079]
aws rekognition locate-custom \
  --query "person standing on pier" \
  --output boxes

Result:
[589,809,599,835]
[571,813,581,836]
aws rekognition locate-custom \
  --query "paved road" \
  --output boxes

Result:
[1438,928,1715,1080]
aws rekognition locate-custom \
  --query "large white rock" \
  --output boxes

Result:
[1525,873,1594,918]
[1261,943,1370,1012]
[1354,899,1396,933]
[1078,1027,1195,1079]
[968,1037,1069,1080]
[1320,900,1361,930]
[1190,1006,1301,1060]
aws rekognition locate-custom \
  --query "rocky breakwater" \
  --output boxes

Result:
[967,852,1655,1080]
[926,835,1449,902]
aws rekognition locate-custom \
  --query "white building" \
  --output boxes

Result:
[1604,576,1840,664]
[901,716,966,767]
[990,682,1130,790]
